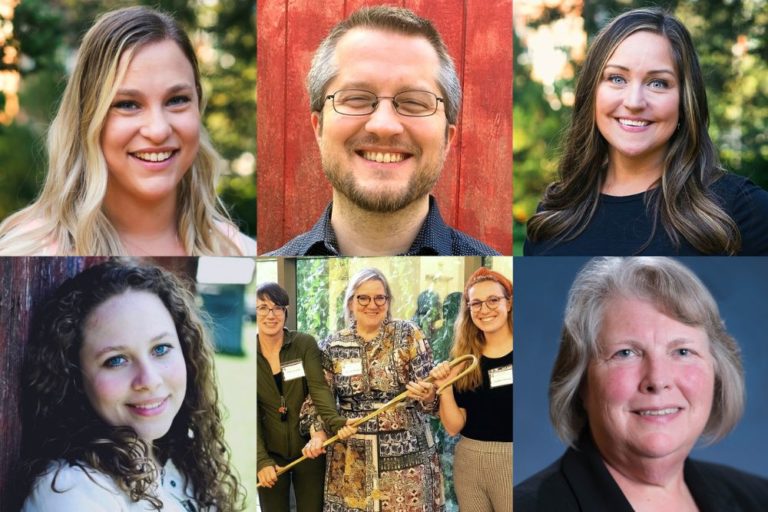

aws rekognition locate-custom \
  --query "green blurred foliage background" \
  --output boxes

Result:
[514,0,768,254]
[0,0,255,236]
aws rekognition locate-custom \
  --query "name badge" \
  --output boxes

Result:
[341,359,363,377]
[489,365,513,388]
[282,360,305,381]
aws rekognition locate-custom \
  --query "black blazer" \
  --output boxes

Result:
[515,433,768,511]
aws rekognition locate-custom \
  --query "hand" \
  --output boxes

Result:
[406,379,436,403]
[302,431,328,458]
[337,418,359,440]
[257,464,281,488]
[429,361,464,393]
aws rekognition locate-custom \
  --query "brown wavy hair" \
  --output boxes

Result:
[451,267,513,392]
[16,260,244,511]
[526,8,740,254]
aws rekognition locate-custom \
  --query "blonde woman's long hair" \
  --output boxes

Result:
[0,6,242,255]
[451,267,513,392]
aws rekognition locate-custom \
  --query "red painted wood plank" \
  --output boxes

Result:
[458,0,512,254]
[257,0,288,252]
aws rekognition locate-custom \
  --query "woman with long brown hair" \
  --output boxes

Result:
[17,261,244,511]
[431,267,513,511]
[525,8,768,255]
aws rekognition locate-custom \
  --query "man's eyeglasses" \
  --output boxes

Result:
[326,89,445,117]
[256,305,287,317]
[355,294,389,307]
[467,296,506,313]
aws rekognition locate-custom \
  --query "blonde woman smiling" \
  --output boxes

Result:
[0,6,254,256]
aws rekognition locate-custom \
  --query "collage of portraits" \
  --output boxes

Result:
[0,1,766,512]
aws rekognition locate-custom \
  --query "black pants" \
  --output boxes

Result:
[258,452,326,512]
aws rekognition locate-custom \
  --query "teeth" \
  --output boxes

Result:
[134,151,173,162]
[362,151,405,163]
[619,119,649,127]
[638,407,679,416]
[132,400,163,410]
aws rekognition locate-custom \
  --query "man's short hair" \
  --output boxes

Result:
[307,6,462,125]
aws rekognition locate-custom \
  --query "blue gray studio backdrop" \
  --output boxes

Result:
[514,257,768,483]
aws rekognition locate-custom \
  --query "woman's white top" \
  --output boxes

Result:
[21,459,201,511]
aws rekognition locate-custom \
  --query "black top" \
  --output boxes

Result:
[515,432,768,511]
[453,350,513,442]
[264,195,501,256]
[524,173,768,255]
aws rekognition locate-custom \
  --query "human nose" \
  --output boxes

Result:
[622,83,647,110]
[139,107,172,142]
[639,354,671,393]
[365,98,405,137]
[132,359,163,391]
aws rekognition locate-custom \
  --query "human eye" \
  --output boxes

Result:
[674,347,694,357]
[338,91,373,107]
[103,354,128,368]
[610,348,637,359]
[167,94,192,107]
[606,74,626,85]
[112,99,140,110]
[468,301,482,310]
[648,78,669,89]
[395,92,432,114]
[152,343,173,357]
[487,296,501,306]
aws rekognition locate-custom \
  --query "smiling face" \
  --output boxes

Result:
[584,295,714,466]
[101,39,200,210]
[312,28,457,213]
[351,279,389,335]
[467,280,511,337]
[79,290,187,444]
[256,296,287,338]
[595,31,680,172]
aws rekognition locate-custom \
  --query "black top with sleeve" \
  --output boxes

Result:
[264,195,501,256]
[514,431,768,511]
[524,173,768,255]
[453,350,513,442]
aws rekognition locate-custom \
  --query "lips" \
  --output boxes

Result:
[128,397,169,416]
[618,118,650,127]
[634,407,682,416]
[132,150,176,163]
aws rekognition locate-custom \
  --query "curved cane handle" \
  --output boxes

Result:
[258,354,479,487]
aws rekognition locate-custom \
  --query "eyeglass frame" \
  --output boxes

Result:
[355,294,390,307]
[324,88,446,117]
[256,304,287,317]
[466,295,508,313]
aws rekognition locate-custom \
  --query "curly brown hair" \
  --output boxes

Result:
[17,260,244,511]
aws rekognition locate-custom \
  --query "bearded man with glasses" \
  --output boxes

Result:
[265,6,499,256]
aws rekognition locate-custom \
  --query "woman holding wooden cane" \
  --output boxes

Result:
[300,268,444,512]
[431,268,513,511]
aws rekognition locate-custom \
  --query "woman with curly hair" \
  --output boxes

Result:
[431,267,513,511]
[17,261,244,511]
[524,8,768,255]
[0,6,254,256]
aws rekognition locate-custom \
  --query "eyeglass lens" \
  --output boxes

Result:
[331,89,438,116]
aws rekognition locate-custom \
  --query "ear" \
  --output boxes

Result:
[311,111,323,141]
[444,123,458,155]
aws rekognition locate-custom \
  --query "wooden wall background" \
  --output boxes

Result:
[257,0,513,254]
[0,257,197,511]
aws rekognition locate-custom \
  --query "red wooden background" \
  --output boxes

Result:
[257,0,513,254]
[0,257,197,511]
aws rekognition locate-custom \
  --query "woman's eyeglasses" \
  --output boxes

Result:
[355,294,389,307]
[467,296,506,313]
[256,305,287,317]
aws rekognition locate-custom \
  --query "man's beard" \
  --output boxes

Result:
[321,141,444,213]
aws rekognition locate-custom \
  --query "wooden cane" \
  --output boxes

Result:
[257,354,478,487]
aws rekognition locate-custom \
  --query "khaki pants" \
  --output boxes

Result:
[454,436,513,512]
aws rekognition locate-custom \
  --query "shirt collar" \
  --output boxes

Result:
[300,196,449,256]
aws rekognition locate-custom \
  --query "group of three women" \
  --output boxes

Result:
[256,266,514,512]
